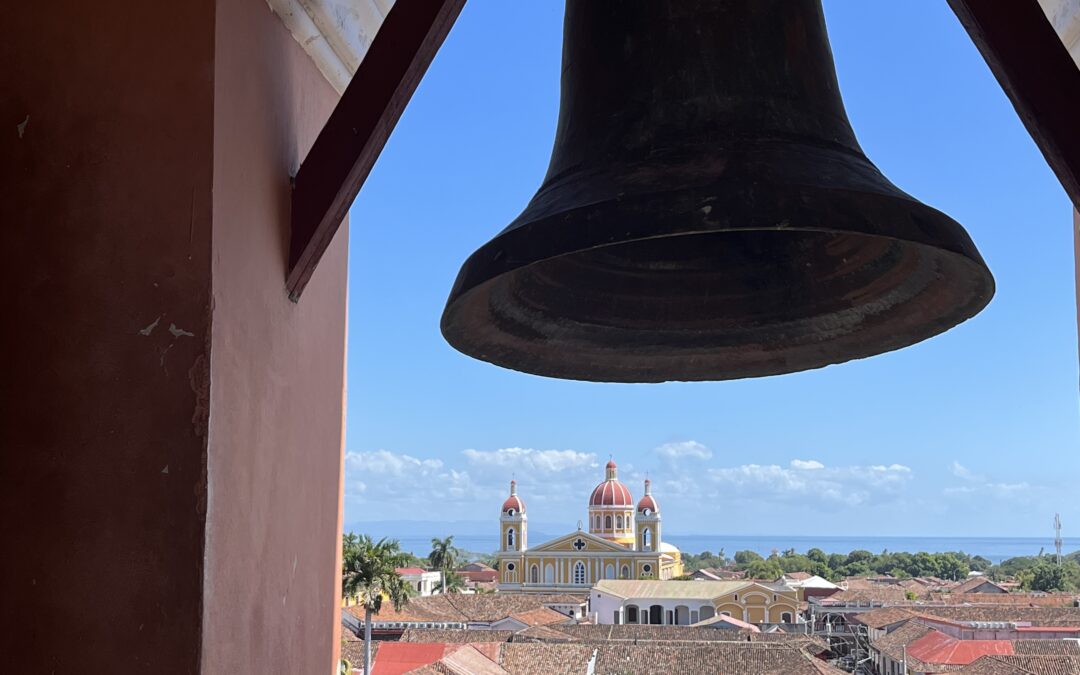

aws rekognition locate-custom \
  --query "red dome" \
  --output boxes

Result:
[637,479,659,514]
[589,460,633,506]
[502,480,525,514]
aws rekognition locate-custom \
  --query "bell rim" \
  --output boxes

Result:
[441,195,995,383]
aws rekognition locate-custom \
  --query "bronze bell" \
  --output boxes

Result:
[441,0,994,383]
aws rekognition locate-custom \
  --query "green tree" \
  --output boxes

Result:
[734,550,764,567]
[807,548,828,565]
[342,534,412,675]
[1030,563,1068,592]
[429,536,461,594]
[744,558,784,580]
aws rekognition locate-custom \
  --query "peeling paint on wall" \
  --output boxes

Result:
[169,323,195,338]
[139,315,162,336]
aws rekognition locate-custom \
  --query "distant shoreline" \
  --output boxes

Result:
[346,529,1077,565]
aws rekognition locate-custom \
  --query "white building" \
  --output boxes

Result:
[588,579,802,626]
[395,567,443,596]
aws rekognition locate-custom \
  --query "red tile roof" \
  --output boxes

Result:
[395,567,428,576]
[370,642,447,675]
[906,630,1014,666]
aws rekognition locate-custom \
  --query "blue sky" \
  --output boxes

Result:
[342,0,1078,538]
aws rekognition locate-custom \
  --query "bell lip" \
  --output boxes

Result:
[440,184,995,383]
[441,229,994,382]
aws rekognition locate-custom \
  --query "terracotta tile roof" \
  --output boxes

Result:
[400,629,514,643]
[508,607,571,627]
[384,640,844,674]
[512,625,581,643]
[1015,641,1080,656]
[853,607,921,629]
[341,640,379,669]
[818,585,910,605]
[785,572,813,581]
[958,655,1080,674]
[927,592,1080,607]
[346,593,585,624]
[871,619,938,666]
[921,607,1080,626]
[498,643,595,675]
[438,644,507,675]
[396,567,429,576]
[952,577,1008,594]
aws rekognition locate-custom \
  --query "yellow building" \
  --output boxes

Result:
[497,460,682,592]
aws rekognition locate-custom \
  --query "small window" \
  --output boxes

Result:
[506,562,515,571]
[621,565,630,579]
[605,515,612,529]
[507,508,515,516]
[734,594,738,601]
[507,528,515,548]
[594,515,601,530]
[781,612,793,623]
[643,564,652,573]
[616,515,624,529]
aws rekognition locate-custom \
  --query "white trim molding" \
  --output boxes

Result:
[1039,0,1080,65]
[266,0,394,94]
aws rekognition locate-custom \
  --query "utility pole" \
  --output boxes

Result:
[1055,513,1063,567]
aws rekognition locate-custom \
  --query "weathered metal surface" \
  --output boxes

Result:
[442,0,994,383]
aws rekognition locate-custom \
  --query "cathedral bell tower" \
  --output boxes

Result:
[500,480,526,553]
[635,479,661,553]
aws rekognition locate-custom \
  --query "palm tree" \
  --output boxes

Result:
[443,570,467,594]
[342,534,412,675]
[341,533,359,605]
[428,536,460,595]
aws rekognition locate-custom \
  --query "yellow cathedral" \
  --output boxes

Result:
[496,460,683,591]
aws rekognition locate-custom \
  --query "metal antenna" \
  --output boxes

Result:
[1055,513,1063,566]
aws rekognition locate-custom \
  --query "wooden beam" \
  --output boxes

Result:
[948,0,1080,212]
[287,0,466,301]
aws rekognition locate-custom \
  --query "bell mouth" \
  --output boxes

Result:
[441,228,994,383]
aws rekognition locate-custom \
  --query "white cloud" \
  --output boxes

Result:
[705,460,912,507]
[462,447,598,474]
[655,441,712,461]
[949,461,983,482]
[344,449,478,504]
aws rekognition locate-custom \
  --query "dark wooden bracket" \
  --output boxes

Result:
[287,0,466,301]
[948,0,1080,212]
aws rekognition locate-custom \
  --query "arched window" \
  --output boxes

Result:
[616,515,624,529]
[545,564,555,583]
[530,565,539,584]
[781,612,793,623]
[506,528,515,548]
[605,563,615,579]
[507,508,515,516]
[573,561,586,585]
[604,515,612,529]
[620,565,630,579]
[642,527,652,550]
[594,515,601,530]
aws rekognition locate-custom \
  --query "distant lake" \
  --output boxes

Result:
[388,533,1078,564]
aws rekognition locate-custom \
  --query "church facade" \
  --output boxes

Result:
[496,460,683,592]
